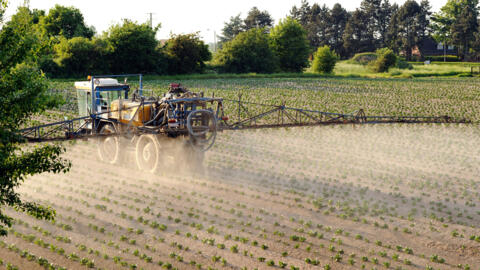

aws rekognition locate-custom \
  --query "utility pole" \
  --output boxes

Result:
[207,29,217,52]
[214,30,217,52]
[147,13,154,28]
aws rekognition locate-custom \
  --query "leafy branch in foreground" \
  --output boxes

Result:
[0,2,71,236]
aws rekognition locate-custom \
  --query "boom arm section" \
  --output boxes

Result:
[20,99,468,144]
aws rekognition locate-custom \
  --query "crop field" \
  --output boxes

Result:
[49,77,480,123]
[3,77,479,270]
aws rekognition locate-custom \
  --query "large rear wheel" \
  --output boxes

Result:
[97,123,120,164]
[135,135,160,173]
[186,110,217,152]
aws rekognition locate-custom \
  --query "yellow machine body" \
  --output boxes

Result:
[110,100,153,126]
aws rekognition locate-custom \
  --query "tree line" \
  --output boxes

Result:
[1,5,211,77]
[2,0,480,78]
[219,0,480,62]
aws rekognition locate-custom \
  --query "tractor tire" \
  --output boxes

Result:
[135,134,161,173]
[97,123,121,164]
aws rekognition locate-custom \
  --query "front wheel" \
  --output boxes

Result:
[97,123,120,164]
[135,135,160,173]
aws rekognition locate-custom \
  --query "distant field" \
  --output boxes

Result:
[49,77,480,123]
[331,61,478,78]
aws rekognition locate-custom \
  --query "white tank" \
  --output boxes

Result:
[74,78,121,90]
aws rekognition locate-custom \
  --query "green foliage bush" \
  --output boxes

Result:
[0,2,71,236]
[41,4,94,39]
[424,55,459,62]
[165,33,211,74]
[369,48,397,73]
[38,56,62,77]
[269,17,310,72]
[395,58,413,69]
[312,46,337,74]
[351,52,377,65]
[54,37,110,77]
[105,20,166,74]
[213,28,278,73]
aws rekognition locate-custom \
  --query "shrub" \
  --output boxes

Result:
[269,17,310,72]
[213,28,278,73]
[312,45,337,74]
[352,52,377,65]
[424,55,459,62]
[53,37,110,77]
[38,56,62,77]
[165,33,211,74]
[396,58,413,69]
[105,19,167,74]
[369,48,397,72]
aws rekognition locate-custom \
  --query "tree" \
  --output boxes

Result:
[104,20,165,74]
[269,17,310,72]
[164,33,211,74]
[1,6,53,67]
[432,0,479,60]
[3,6,59,77]
[378,0,396,47]
[416,0,433,57]
[54,37,110,77]
[450,0,479,59]
[0,0,5,21]
[359,0,396,48]
[327,4,349,56]
[312,45,337,73]
[388,0,430,60]
[343,9,375,57]
[214,28,277,73]
[305,4,330,50]
[290,0,312,26]
[360,0,382,46]
[0,1,71,236]
[290,1,330,51]
[31,9,45,24]
[244,7,273,31]
[470,28,480,59]
[40,4,94,39]
[219,14,245,44]
[431,11,454,61]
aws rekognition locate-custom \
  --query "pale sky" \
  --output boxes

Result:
[4,0,446,43]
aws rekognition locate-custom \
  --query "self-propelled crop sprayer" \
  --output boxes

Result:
[20,74,468,172]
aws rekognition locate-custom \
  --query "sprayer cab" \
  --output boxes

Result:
[74,77,130,118]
